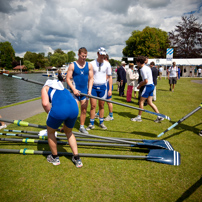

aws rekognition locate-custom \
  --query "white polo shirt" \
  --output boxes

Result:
[91,59,112,85]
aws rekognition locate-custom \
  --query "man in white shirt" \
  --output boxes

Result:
[86,47,112,130]
[168,62,178,92]
[131,56,163,123]
[159,66,163,80]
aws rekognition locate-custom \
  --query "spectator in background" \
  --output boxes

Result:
[117,61,127,97]
[150,62,158,101]
[58,69,65,82]
[178,66,181,79]
[189,67,193,77]
[168,61,178,92]
[198,67,201,77]
[158,66,163,80]
[116,65,120,92]
[133,67,139,99]
[126,63,136,102]
[194,67,198,77]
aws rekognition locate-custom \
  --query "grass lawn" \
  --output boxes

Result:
[0,77,202,202]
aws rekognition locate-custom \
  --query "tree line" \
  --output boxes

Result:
[0,14,201,70]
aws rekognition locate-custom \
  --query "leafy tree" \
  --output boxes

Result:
[54,48,65,54]
[12,56,23,68]
[47,52,53,61]
[50,53,68,67]
[24,60,34,71]
[24,51,38,66]
[0,41,15,69]
[35,53,46,69]
[123,27,169,58]
[67,51,76,63]
[109,59,121,66]
[169,14,202,58]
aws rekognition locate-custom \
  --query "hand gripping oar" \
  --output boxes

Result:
[4,129,174,149]
[3,73,171,120]
[0,119,173,150]
[158,103,202,138]
[0,148,180,166]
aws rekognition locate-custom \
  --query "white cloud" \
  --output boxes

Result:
[0,0,201,60]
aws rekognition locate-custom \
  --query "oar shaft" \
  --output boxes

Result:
[0,137,137,148]
[0,132,134,144]
[3,73,171,120]
[0,148,147,159]
[0,119,167,149]
[158,104,202,137]
[4,129,145,142]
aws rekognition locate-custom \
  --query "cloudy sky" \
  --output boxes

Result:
[0,0,202,60]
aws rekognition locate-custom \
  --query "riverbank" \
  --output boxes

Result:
[0,99,44,125]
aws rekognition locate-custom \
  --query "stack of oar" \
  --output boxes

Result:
[0,119,180,166]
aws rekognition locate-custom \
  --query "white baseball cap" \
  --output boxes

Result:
[98,47,107,55]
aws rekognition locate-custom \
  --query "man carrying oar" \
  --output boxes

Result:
[131,56,164,123]
[41,79,83,167]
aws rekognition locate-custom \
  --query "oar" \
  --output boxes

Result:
[0,119,173,150]
[0,148,180,166]
[0,132,123,143]
[158,103,202,138]
[0,137,157,149]
[4,129,174,148]
[0,132,173,150]
[3,73,171,120]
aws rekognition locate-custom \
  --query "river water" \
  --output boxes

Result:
[0,73,55,107]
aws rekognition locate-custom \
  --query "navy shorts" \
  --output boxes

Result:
[91,84,107,99]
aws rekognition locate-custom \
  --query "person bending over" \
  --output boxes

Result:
[41,79,83,167]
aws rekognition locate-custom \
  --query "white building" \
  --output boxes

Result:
[147,58,202,77]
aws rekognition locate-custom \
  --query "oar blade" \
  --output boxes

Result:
[147,149,180,166]
[142,140,174,150]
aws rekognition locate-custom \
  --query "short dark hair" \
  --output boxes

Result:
[150,61,155,66]
[78,47,87,54]
[136,56,146,64]
[104,54,109,61]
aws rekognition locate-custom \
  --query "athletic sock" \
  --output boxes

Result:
[109,112,113,117]
[99,118,104,125]
[90,119,94,125]
[96,111,99,116]
[80,125,84,129]
[137,115,141,118]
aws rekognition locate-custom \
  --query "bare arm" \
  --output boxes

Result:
[66,63,80,96]
[137,79,148,89]
[88,63,94,95]
[107,75,112,96]
[41,86,51,113]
